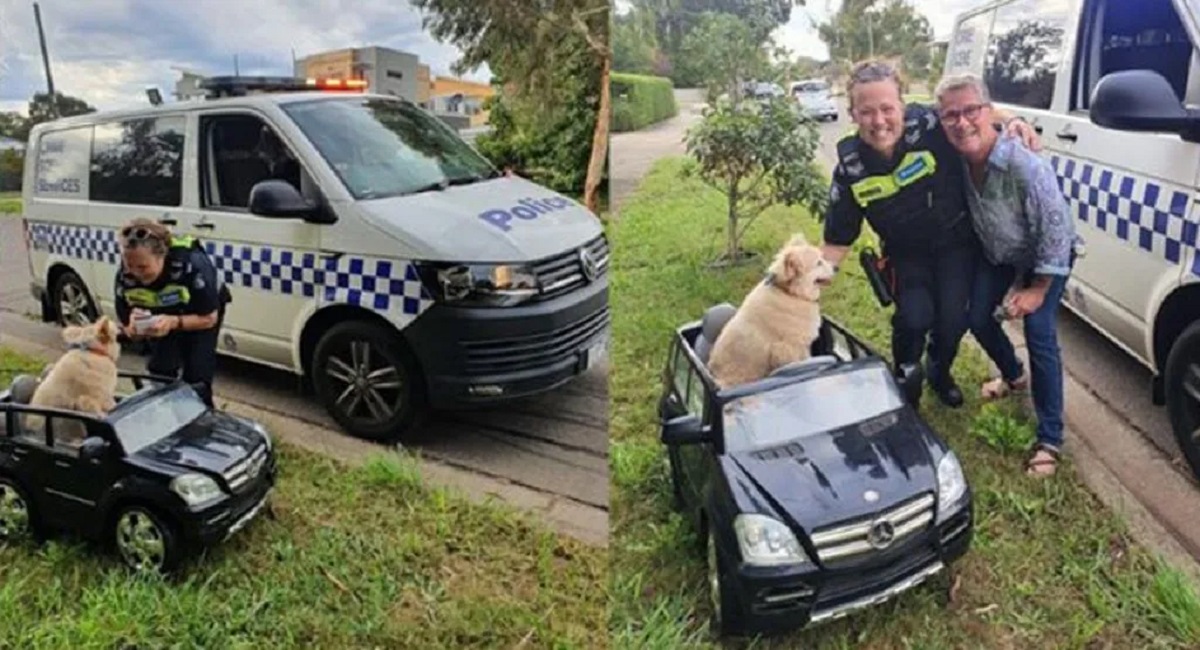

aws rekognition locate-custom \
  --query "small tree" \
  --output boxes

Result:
[684,96,828,265]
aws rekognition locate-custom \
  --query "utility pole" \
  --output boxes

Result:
[233,54,240,76]
[33,2,58,118]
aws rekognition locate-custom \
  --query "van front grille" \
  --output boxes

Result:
[532,235,609,300]
[462,306,609,374]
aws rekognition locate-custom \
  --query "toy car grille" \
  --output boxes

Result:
[809,493,935,562]
[223,444,269,492]
[531,234,609,300]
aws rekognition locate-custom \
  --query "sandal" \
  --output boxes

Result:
[980,373,1029,400]
[1024,442,1060,477]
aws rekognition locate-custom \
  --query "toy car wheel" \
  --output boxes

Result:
[1165,321,1200,481]
[0,477,34,541]
[311,320,424,442]
[707,525,745,637]
[51,270,97,328]
[113,505,182,574]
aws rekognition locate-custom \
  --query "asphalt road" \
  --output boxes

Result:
[0,216,609,522]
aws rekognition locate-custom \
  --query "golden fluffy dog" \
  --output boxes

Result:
[25,316,123,445]
[707,234,836,389]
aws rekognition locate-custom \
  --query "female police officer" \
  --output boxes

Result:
[114,217,229,407]
[820,59,1040,408]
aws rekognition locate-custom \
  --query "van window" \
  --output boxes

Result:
[32,126,91,200]
[1071,0,1195,111]
[281,97,498,201]
[89,116,185,207]
[983,0,1070,110]
[947,10,996,75]
[200,114,307,210]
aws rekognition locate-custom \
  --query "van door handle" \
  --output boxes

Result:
[1033,124,1044,135]
[195,222,215,230]
[159,217,178,226]
[1055,130,1077,142]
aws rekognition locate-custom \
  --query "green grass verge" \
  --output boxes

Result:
[0,347,606,648]
[0,191,21,215]
[607,157,1200,648]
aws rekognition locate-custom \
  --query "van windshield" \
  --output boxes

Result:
[281,97,500,200]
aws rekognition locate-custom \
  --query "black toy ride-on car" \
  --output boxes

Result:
[659,304,974,637]
[0,371,277,575]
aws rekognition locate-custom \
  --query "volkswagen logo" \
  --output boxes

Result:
[866,519,896,549]
[578,247,599,282]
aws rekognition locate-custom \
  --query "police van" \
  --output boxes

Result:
[20,76,609,442]
[945,0,1200,478]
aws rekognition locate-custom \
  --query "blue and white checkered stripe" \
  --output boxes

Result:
[25,223,435,324]
[1051,154,1200,276]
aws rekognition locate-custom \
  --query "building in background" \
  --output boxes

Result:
[294,46,422,102]
[429,76,495,127]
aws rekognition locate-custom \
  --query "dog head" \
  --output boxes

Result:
[768,233,836,301]
[62,315,122,362]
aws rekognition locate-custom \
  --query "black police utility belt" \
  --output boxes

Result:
[120,236,231,313]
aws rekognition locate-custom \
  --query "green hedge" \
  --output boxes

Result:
[611,73,677,133]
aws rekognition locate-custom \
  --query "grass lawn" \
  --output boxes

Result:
[607,157,1200,648]
[0,191,21,215]
[0,348,606,648]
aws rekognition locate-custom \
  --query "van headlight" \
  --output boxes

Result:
[170,473,224,506]
[936,451,967,523]
[733,514,809,566]
[415,262,539,307]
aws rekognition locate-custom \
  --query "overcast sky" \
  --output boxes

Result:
[615,0,983,60]
[0,0,490,115]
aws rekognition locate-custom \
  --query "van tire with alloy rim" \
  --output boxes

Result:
[0,477,34,541]
[1165,321,1200,481]
[113,505,182,574]
[707,524,745,637]
[311,320,423,441]
[52,270,97,327]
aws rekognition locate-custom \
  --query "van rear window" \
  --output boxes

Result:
[281,98,499,201]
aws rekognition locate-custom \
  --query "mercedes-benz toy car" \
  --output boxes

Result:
[659,304,974,637]
[0,371,276,574]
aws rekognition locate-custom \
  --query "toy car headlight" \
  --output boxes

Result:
[733,514,809,567]
[936,451,967,523]
[171,473,224,506]
[415,262,539,307]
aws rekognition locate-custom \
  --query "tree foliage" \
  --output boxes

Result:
[819,0,934,81]
[684,97,828,263]
[679,12,768,104]
[409,0,610,211]
[0,92,96,144]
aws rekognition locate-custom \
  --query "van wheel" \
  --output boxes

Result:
[51,271,96,327]
[1165,321,1200,481]
[311,321,423,441]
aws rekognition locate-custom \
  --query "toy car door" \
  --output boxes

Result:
[29,415,116,533]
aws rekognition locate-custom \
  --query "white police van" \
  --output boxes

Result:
[20,76,609,442]
[945,0,1200,478]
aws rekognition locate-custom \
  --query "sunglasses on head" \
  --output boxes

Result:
[120,226,158,247]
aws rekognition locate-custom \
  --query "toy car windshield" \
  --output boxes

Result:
[722,362,907,453]
[105,382,209,454]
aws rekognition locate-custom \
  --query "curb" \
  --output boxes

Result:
[0,330,608,548]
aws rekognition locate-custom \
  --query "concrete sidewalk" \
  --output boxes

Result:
[980,321,1200,584]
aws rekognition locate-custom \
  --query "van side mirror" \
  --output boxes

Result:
[248,180,336,224]
[661,414,709,446]
[896,363,924,407]
[1090,70,1200,140]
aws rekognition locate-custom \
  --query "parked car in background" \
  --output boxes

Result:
[791,79,839,122]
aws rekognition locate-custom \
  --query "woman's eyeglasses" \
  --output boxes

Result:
[938,103,987,125]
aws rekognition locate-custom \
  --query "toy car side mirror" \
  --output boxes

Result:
[79,437,111,462]
[896,363,924,406]
[661,414,709,446]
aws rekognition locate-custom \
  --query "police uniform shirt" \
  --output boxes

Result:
[115,241,222,324]
[823,104,975,257]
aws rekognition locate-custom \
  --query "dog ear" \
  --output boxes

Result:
[781,246,805,283]
[94,316,114,344]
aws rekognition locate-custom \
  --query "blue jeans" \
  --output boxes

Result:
[968,256,1071,449]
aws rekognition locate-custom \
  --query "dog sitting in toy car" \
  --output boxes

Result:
[660,304,974,637]
[0,371,276,575]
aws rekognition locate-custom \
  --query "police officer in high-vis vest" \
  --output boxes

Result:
[820,59,1040,408]
[114,218,230,407]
